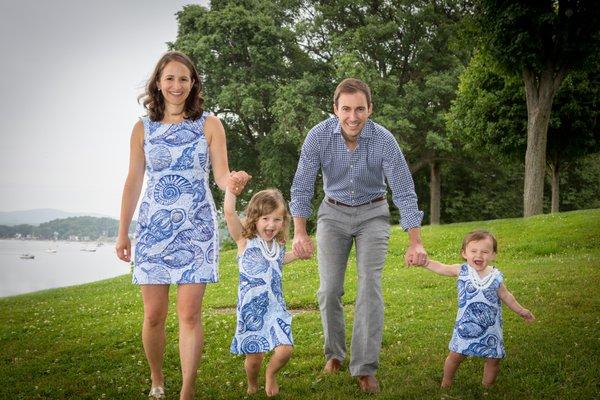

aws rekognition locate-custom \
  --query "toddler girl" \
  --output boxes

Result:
[418,230,535,388]
[224,174,299,397]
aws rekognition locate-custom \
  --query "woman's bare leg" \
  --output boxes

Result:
[176,284,206,400]
[141,285,170,390]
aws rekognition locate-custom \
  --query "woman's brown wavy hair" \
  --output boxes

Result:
[242,189,290,244]
[138,51,204,121]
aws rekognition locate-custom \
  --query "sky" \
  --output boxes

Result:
[0,0,209,218]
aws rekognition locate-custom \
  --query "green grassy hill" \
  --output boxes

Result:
[1,209,599,399]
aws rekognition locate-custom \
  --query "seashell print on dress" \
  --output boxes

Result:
[230,238,293,355]
[134,113,218,285]
[139,266,171,284]
[154,175,194,206]
[172,143,197,170]
[149,125,200,147]
[190,179,207,208]
[239,273,266,303]
[148,145,172,171]
[464,334,501,358]
[144,229,204,270]
[457,279,479,308]
[449,264,506,358]
[270,326,282,347]
[240,335,271,353]
[271,269,286,311]
[239,291,269,333]
[276,318,293,342]
[456,301,498,339]
[241,247,270,275]
[190,202,214,242]
[136,208,186,252]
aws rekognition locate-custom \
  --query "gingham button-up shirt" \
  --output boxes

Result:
[290,117,423,231]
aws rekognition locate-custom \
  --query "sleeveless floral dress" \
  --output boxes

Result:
[230,237,293,354]
[132,112,219,284]
[449,263,505,358]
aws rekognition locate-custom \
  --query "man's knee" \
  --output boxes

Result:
[317,285,345,305]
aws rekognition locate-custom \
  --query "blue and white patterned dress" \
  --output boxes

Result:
[449,263,505,358]
[230,237,293,354]
[132,112,219,284]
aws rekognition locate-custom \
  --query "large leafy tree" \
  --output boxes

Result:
[473,0,600,216]
[448,51,600,212]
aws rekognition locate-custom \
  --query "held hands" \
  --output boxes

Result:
[292,232,314,260]
[228,170,252,196]
[404,242,428,267]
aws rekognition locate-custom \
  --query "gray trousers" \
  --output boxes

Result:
[316,199,390,376]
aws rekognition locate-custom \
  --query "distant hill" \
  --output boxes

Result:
[0,216,135,240]
[0,209,112,226]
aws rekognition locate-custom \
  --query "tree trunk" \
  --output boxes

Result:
[550,161,560,213]
[429,161,441,225]
[522,67,565,217]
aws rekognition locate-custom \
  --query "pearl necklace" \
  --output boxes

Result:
[467,264,497,290]
[257,237,280,261]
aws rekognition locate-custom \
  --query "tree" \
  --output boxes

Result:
[546,66,600,211]
[448,51,600,213]
[473,0,600,216]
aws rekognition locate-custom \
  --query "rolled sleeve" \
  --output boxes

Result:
[290,129,321,218]
[382,135,423,230]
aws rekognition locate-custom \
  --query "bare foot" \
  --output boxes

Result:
[265,373,279,397]
[247,382,259,395]
[441,380,452,388]
[324,358,341,374]
[358,375,380,394]
[247,374,259,395]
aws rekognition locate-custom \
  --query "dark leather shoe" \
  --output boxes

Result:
[324,358,342,373]
[358,375,380,394]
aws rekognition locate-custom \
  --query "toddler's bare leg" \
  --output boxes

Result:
[442,351,466,388]
[265,345,293,397]
[245,353,264,395]
[482,358,501,388]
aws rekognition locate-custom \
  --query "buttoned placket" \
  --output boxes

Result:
[348,140,361,205]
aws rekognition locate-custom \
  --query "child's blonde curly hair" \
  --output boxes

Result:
[242,188,290,243]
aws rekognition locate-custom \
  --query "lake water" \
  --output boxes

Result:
[0,239,129,298]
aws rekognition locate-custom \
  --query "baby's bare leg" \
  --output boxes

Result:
[442,351,466,388]
[245,353,264,395]
[482,358,501,388]
[265,345,293,397]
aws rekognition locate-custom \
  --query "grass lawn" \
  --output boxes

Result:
[1,209,599,399]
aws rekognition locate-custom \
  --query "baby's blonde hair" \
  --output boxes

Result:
[242,189,290,243]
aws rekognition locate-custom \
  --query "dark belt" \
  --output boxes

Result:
[326,196,385,207]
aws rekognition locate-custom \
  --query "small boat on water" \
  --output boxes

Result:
[81,248,97,252]
[20,254,35,259]
[46,249,58,253]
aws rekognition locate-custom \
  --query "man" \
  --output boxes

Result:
[290,78,427,393]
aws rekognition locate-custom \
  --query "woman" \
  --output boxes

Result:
[116,51,246,400]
